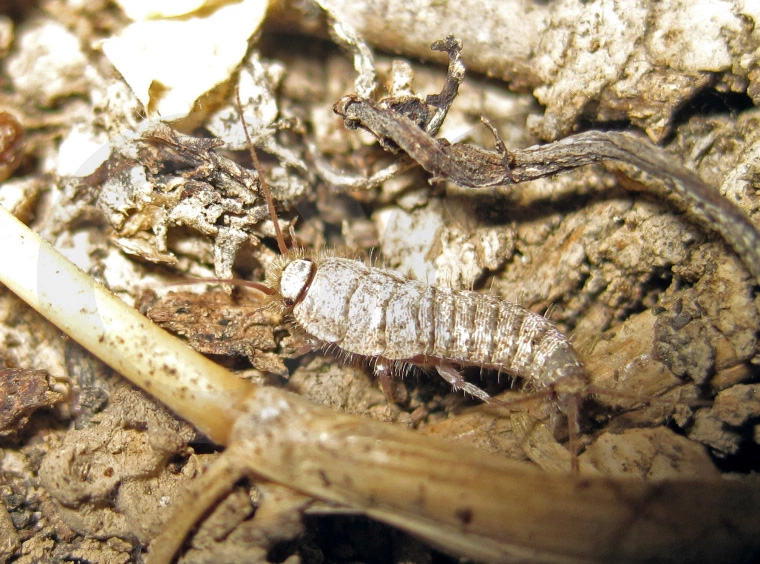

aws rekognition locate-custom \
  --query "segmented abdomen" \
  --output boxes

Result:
[292,257,585,389]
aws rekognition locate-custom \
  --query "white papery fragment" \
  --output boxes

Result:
[103,0,268,118]
[114,0,224,20]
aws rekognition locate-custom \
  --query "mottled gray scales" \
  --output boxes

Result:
[450,291,477,361]
[512,314,549,381]
[491,302,526,374]
[384,281,425,358]
[431,288,456,359]
[341,268,400,355]
[417,286,436,356]
[537,337,586,388]
[470,295,499,363]
[293,259,361,343]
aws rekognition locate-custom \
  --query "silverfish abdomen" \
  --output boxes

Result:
[290,257,584,389]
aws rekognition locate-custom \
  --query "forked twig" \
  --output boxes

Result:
[333,36,760,285]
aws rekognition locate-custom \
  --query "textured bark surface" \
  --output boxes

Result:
[0,1,759,563]
[271,0,760,141]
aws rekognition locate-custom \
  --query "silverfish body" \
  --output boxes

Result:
[266,252,587,403]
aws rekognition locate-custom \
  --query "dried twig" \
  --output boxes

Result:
[334,75,760,286]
